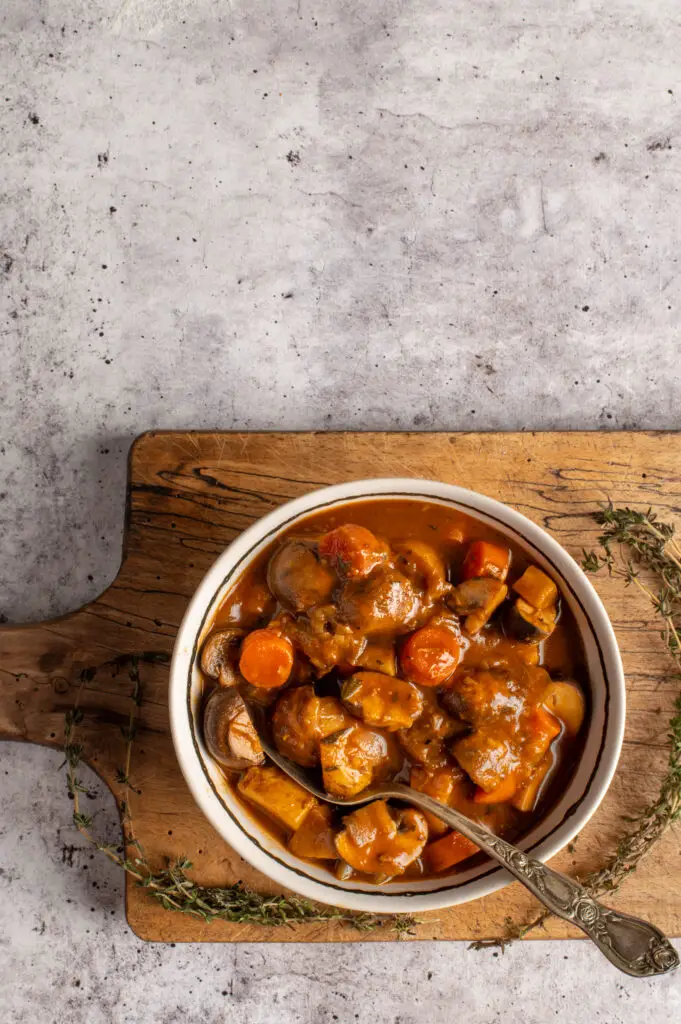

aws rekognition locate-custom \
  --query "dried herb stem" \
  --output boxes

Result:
[473,504,681,950]
[62,653,418,935]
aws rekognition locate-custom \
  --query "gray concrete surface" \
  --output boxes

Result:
[1,0,680,1020]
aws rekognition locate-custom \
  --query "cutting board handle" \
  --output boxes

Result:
[0,603,171,750]
[1,614,86,744]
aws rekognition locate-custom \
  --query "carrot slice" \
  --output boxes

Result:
[473,773,518,804]
[424,830,479,872]
[239,630,294,689]
[461,540,511,582]
[400,625,462,687]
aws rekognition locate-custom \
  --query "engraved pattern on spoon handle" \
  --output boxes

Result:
[388,785,679,978]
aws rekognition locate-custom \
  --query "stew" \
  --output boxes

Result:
[198,499,587,885]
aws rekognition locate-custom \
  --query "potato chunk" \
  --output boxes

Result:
[320,725,399,798]
[512,565,558,610]
[288,803,337,859]
[335,801,428,876]
[541,680,585,736]
[237,765,317,831]
[341,671,423,731]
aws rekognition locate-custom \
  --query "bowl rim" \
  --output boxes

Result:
[169,477,626,913]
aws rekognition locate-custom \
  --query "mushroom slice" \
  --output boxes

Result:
[447,578,508,635]
[267,540,336,613]
[200,628,245,686]
[504,597,558,643]
[202,687,265,770]
[351,638,398,676]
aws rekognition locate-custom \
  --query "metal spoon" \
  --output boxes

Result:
[241,698,679,978]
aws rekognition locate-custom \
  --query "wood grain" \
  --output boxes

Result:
[2,431,680,943]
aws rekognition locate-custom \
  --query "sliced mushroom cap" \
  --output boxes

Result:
[267,540,336,613]
[203,687,265,770]
[447,578,508,634]
[200,628,245,686]
[503,598,559,643]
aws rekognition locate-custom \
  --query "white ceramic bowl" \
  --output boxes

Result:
[170,478,625,913]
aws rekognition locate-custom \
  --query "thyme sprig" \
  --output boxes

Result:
[63,653,417,934]
[472,504,681,950]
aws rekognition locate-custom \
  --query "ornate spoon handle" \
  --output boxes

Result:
[387,784,679,977]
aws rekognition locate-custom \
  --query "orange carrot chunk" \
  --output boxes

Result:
[473,773,518,804]
[461,540,511,582]
[400,625,462,687]
[239,630,294,689]
[424,830,480,873]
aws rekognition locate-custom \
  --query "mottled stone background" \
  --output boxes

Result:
[1,1,680,1021]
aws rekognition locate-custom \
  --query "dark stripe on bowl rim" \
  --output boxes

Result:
[186,491,611,898]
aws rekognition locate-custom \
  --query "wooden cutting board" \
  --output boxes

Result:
[2,431,680,943]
